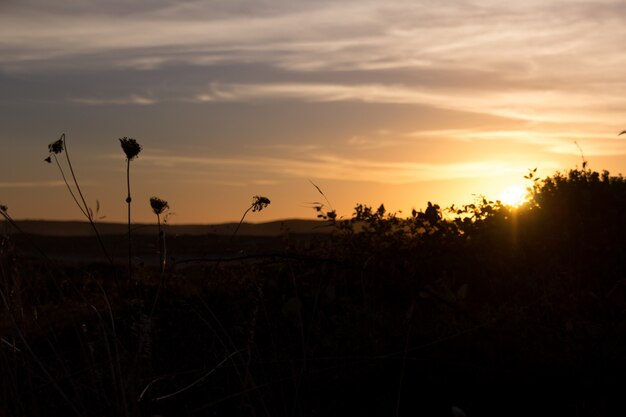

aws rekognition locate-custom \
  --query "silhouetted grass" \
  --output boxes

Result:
[45,133,114,268]
[120,137,142,285]
[3,160,626,416]
[149,196,169,272]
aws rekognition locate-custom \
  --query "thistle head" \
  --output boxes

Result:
[45,135,64,163]
[48,137,64,155]
[251,196,271,212]
[149,196,169,215]
[119,137,142,161]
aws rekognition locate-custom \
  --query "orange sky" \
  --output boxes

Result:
[1,1,626,224]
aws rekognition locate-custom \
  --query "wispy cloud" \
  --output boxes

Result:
[3,0,626,125]
[193,82,626,124]
[0,180,66,188]
[3,0,626,222]
[131,151,547,185]
[70,95,157,105]
[347,134,402,150]
[3,1,626,83]
[258,143,321,153]
[408,128,626,156]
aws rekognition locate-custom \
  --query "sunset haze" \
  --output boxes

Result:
[2,0,626,223]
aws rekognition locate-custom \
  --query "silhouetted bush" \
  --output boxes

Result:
[2,167,626,416]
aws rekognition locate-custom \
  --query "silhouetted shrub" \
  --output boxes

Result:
[4,166,626,416]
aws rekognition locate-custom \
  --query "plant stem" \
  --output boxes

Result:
[156,213,165,272]
[0,209,51,262]
[56,134,115,268]
[0,280,82,416]
[126,158,132,284]
[53,154,89,219]
[233,205,252,238]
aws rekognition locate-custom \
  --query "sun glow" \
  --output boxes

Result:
[498,184,528,207]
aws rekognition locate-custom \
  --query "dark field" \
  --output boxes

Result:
[2,168,626,416]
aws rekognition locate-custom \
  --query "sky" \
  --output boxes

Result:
[2,0,626,224]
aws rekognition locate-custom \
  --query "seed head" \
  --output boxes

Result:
[251,196,271,212]
[149,196,169,215]
[119,137,142,161]
[44,156,52,163]
[48,138,64,154]
[0,204,7,213]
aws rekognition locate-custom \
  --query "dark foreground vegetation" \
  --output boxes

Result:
[2,167,626,416]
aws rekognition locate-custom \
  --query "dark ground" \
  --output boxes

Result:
[4,167,626,416]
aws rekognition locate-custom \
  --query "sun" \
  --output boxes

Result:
[498,184,528,207]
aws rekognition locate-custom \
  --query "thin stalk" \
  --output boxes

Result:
[0,209,51,262]
[161,224,167,272]
[574,140,588,169]
[62,134,89,214]
[395,315,413,417]
[140,349,243,402]
[58,134,114,267]
[90,278,129,416]
[53,154,89,219]
[232,196,270,240]
[309,179,334,212]
[156,213,166,272]
[119,136,141,286]
[126,158,132,283]
[0,282,82,416]
[232,205,252,238]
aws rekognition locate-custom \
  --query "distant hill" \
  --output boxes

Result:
[3,219,334,237]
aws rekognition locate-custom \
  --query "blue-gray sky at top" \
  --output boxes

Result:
[2,0,626,223]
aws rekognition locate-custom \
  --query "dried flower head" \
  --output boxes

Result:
[48,137,64,155]
[251,195,271,212]
[119,137,142,161]
[44,156,52,163]
[0,204,7,212]
[149,196,169,215]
